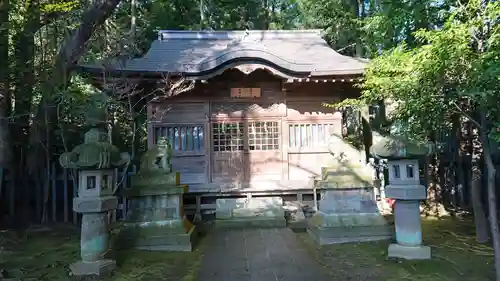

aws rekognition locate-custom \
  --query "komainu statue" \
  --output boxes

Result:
[131,137,179,188]
[139,137,173,174]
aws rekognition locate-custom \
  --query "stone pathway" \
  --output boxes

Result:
[197,228,330,281]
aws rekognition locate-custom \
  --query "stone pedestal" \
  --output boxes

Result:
[70,260,116,276]
[215,197,286,228]
[71,195,118,276]
[308,164,392,245]
[386,184,431,260]
[120,172,197,251]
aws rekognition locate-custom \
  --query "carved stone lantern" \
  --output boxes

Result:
[370,135,431,260]
[59,95,130,276]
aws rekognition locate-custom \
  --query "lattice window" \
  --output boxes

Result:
[248,121,280,151]
[212,122,244,151]
[289,123,335,148]
[155,125,205,151]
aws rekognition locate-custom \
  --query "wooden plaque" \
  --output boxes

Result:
[230,88,261,98]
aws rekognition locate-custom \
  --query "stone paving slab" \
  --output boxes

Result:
[197,228,330,281]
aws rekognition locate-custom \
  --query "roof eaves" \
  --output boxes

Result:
[310,69,365,76]
[157,29,323,41]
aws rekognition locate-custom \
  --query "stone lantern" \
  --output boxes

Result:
[370,135,431,260]
[59,95,130,276]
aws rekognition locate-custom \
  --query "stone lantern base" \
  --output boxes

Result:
[70,259,116,277]
[388,244,431,260]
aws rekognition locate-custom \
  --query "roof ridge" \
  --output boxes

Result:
[158,29,323,41]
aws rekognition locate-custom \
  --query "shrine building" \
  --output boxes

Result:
[78,29,369,206]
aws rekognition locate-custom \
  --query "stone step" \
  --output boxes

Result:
[311,213,388,228]
[215,217,287,229]
[215,197,285,220]
[116,225,198,252]
[308,224,394,245]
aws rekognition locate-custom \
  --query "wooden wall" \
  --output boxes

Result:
[147,69,361,192]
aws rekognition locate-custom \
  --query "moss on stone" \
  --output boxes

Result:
[370,135,429,160]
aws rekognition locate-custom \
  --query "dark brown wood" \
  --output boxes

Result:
[147,70,359,191]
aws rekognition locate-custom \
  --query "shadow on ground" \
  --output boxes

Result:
[297,216,494,281]
[0,223,209,281]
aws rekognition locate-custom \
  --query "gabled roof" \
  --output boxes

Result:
[79,30,368,79]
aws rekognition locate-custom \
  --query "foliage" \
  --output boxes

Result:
[332,0,499,144]
[343,133,364,150]
[40,1,79,13]
[6,0,469,175]
[298,0,362,55]
[298,0,454,57]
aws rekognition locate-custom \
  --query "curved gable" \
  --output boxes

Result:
[78,30,367,79]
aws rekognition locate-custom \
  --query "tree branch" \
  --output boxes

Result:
[27,0,122,173]
[452,100,481,129]
[51,0,122,89]
[336,43,356,53]
[39,10,67,28]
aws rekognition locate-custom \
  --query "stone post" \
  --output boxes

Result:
[370,135,431,260]
[59,95,130,276]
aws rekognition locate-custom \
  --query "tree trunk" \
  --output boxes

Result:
[479,113,500,281]
[485,154,500,281]
[470,112,490,242]
[0,0,10,227]
[22,0,122,224]
[11,5,41,224]
[0,0,11,169]
[422,152,449,216]
[470,148,489,243]
[27,0,122,174]
[199,0,205,28]
[263,0,269,30]
[354,0,363,57]
[457,118,467,207]
[472,176,490,242]
[13,10,37,153]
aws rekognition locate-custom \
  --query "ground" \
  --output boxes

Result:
[0,224,205,281]
[197,228,330,281]
[0,216,495,281]
[298,216,494,281]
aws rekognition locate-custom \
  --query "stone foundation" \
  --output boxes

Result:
[308,188,392,245]
[69,259,116,277]
[215,197,286,228]
[308,223,393,245]
[117,219,197,252]
[388,243,431,260]
[120,184,197,252]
